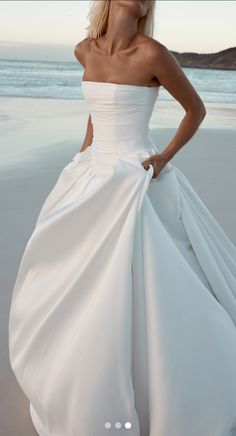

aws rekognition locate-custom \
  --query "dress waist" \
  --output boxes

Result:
[90,136,159,173]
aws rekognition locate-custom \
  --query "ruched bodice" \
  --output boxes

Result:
[82,80,160,171]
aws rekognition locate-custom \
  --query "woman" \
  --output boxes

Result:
[9,1,236,436]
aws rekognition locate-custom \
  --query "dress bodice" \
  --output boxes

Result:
[81,80,160,170]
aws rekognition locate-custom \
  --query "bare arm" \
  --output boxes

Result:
[147,41,206,162]
[80,114,93,152]
[74,39,94,152]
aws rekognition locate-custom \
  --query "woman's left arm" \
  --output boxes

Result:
[142,41,206,177]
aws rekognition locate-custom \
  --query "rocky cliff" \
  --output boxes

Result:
[171,47,236,70]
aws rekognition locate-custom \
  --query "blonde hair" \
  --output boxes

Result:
[85,0,156,39]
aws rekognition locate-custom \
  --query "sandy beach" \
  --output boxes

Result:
[1,97,236,435]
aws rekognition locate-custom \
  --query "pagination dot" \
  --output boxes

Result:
[125,422,132,429]
[105,422,111,429]
[115,422,122,428]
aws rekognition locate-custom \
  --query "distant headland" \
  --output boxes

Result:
[171,47,236,70]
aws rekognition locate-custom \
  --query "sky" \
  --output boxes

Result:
[0,1,235,62]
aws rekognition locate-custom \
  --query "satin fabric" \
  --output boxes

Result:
[9,80,236,436]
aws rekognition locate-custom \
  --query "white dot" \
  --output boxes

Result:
[105,422,111,429]
[115,422,122,429]
[125,422,132,429]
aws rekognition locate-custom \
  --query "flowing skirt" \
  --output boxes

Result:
[9,144,236,436]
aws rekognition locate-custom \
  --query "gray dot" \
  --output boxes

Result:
[105,422,111,429]
[115,422,122,429]
[125,422,132,429]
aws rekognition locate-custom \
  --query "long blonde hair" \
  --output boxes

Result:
[85,0,156,39]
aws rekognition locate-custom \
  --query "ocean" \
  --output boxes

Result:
[0,58,236,103]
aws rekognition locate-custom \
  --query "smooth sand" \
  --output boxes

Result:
[1,97,236,435]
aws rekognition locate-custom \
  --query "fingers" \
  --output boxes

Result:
[142,159,152,170]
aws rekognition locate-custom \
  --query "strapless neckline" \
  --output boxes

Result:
[82,79,159,91]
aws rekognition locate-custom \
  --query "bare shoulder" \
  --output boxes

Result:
[141,36,206,112]
[140,36,176,66]
[138,36,179,75]
[74,37,92,67]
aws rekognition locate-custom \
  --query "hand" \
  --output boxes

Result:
[142,152,169,179]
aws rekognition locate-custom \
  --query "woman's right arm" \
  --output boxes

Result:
[80,114,93,152]
[74,39,94,152]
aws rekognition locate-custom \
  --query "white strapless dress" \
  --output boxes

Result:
[9,80,236,436]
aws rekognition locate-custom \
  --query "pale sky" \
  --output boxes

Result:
[0,1,235,61]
